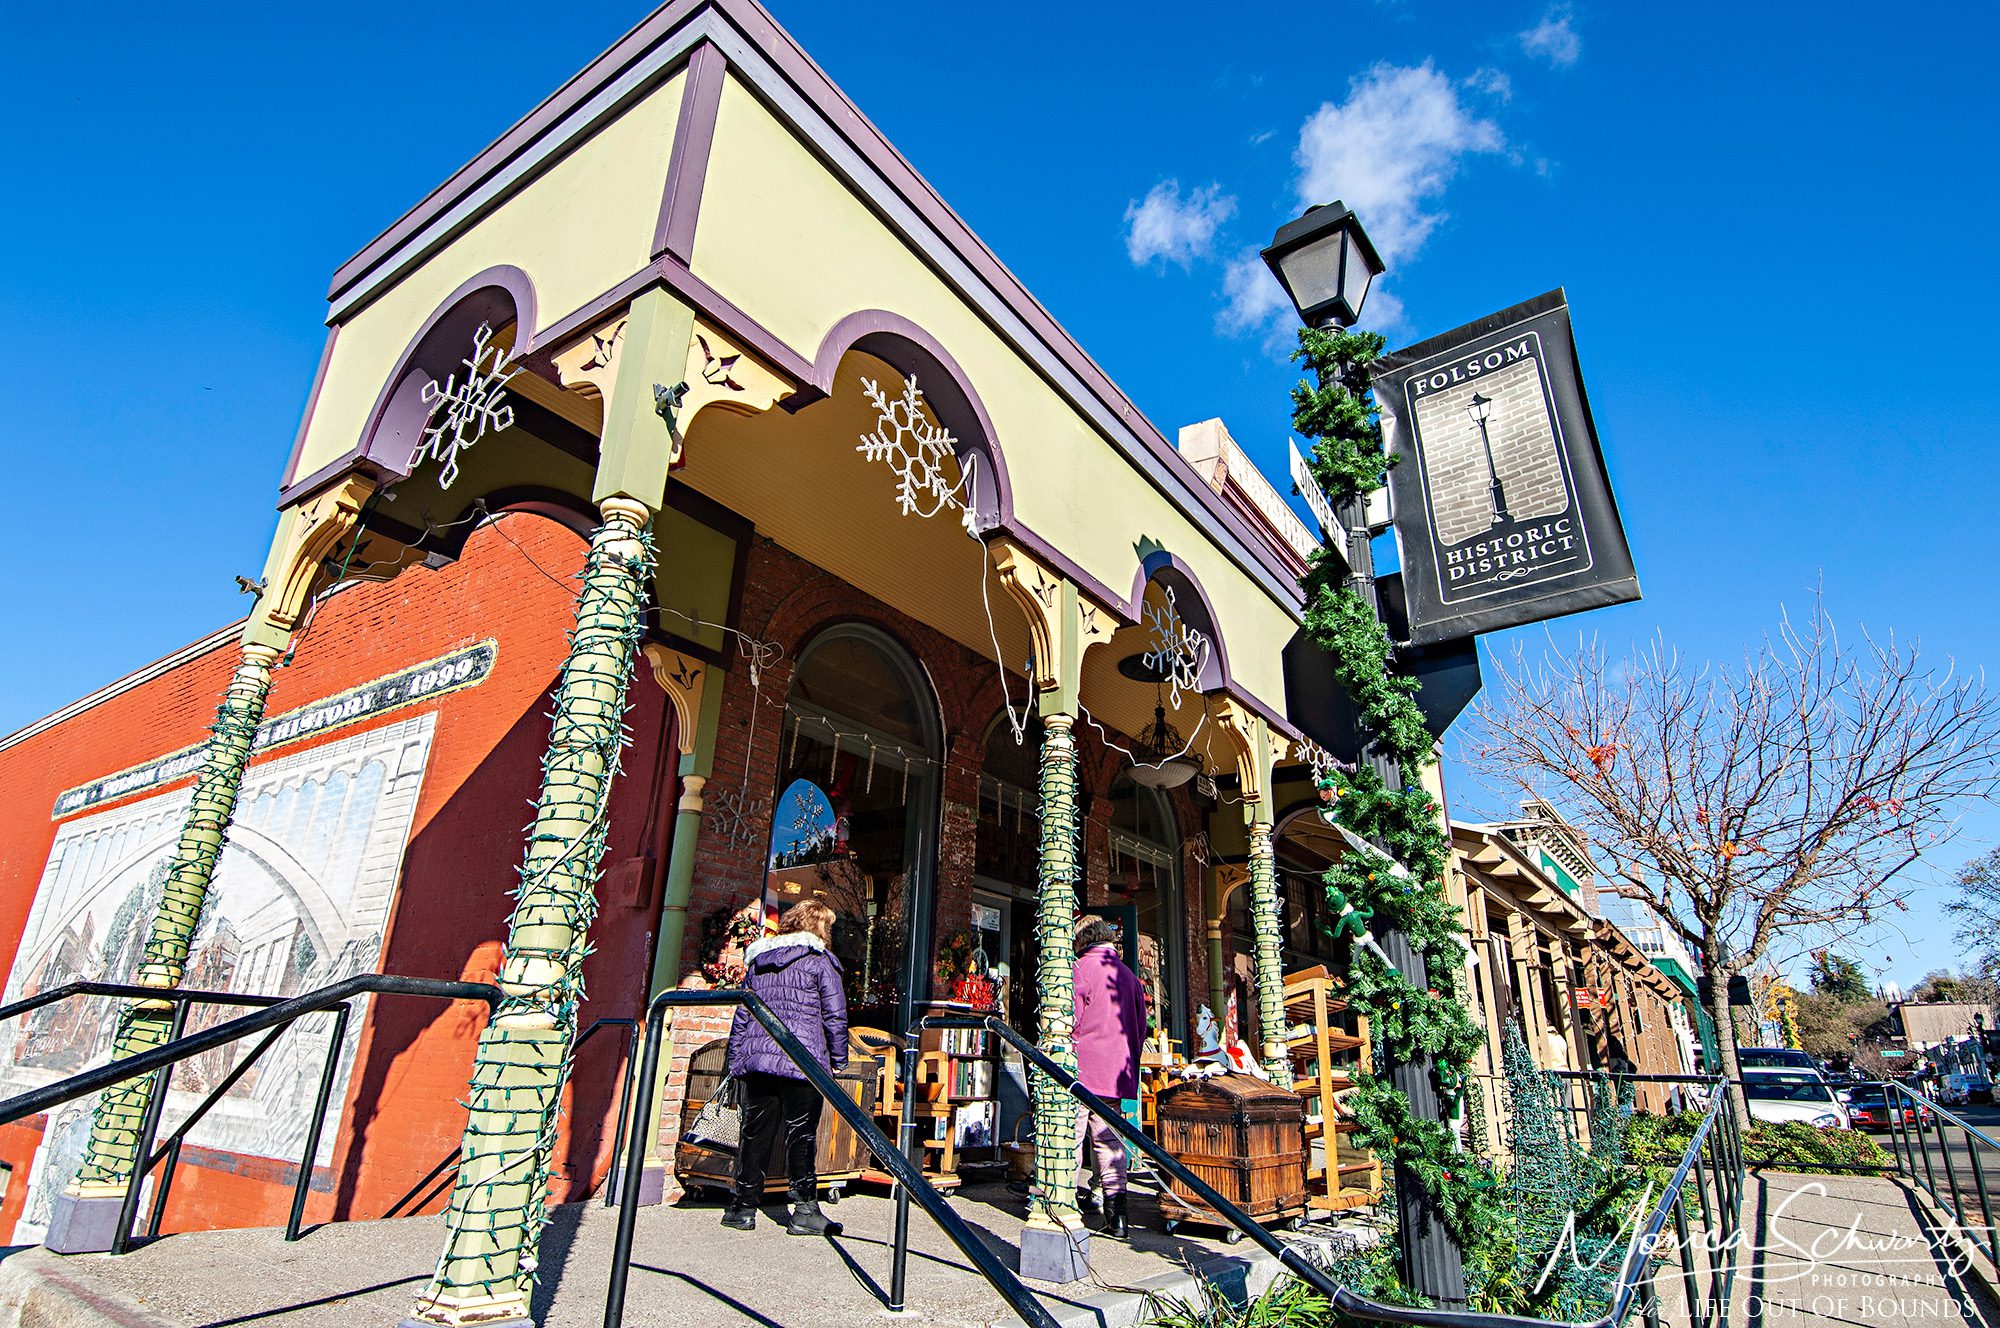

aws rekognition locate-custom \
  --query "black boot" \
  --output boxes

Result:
[1104,1193,1129,1239]
[784,1184,840,1232]
[1076,1187,1102,1220]
[786,1198,843,1236]
[720,1197,757,1231]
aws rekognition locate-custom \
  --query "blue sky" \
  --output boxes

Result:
[3,2,1996,990]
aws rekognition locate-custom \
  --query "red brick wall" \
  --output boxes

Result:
[0,514,666,1239]
[0,520,1229,1236]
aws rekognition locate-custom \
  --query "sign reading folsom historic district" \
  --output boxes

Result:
[1375,289,1640,646]
[50,640,497,819]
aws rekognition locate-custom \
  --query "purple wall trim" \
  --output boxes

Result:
[278,327,341,492]
[654,39,726,263]
[320,0,1304,615]
[1130,552,1233,697]
[345,266,539,489]
[807,310,1013,533]
[653,256,816,384]
[702,0,1306,614]
[327,0,710,308]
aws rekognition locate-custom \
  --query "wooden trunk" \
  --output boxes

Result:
[675,1037,880,1196]
[1154,1072,1308,1229]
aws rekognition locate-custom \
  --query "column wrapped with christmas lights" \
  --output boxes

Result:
[73,639,282,1194]
[413,499,653,1325]
[1030,713,1082,1225]
[1245,819,1293,1087]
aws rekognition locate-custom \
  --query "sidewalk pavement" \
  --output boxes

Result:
[0,1181,1381,1328]
[1694,1170,2000,1328]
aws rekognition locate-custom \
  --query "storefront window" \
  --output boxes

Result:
[1108,776,1186,1049]
[763,626,939,1031]
[975,717,1041,891]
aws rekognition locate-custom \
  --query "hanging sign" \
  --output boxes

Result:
[1375,289,1639,645]
[1572,985,1615,1010]
[52,640,497,819]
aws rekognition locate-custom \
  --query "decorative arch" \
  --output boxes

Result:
[804,311,1012,532]
[356,265,540,478]
[1128,548,1232,696]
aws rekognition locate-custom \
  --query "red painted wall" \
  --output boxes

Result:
[0,514,669,1239]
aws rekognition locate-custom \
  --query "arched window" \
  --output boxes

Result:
[1269,809,1361,969]
[766,625,941,1030]
[1108,775,1187,1048]
[975,714,1042,891]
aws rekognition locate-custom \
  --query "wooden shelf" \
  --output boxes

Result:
[1289,1032,1364,1054]
[1284,969,1382,1209]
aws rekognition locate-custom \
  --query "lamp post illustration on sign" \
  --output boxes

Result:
[1464,392,1508,524]
[1376,289,1640,645]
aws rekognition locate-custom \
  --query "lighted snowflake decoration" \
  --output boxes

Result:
[707,785,770,851]
[1141,587,1209,710]
[415,322,518,490]
[1296,738,1342,787]
[856,374,975,528]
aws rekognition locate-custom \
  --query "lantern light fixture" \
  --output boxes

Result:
[1260,201,1386,330]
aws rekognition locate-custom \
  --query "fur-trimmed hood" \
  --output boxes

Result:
[742,930,840,970]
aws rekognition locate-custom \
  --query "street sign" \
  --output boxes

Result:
[1374,290,1640,645]
[1290,439,1339,536]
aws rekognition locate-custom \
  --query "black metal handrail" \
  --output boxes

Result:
[0,973,499,1251]
[1884,1080,1998,1263]
[0,979,289,1025]
[925,1014,1745,1328]
[605,990,1060,1328]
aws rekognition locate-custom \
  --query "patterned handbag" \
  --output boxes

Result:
[683,1074,743,1153]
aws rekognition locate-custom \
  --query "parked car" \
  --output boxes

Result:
[1741,1069,1851,1128]
[1940,1073,1994,1106]
[1737,1047,1821,1073]
[1839,1082,1923,1130]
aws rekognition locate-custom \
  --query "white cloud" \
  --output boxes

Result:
[1218,61,1502,340]
[1292,61,1505,265]
[1218,252,1411,344]
[1217,250,1290,336]
[1464,67,1513,103]
[1124,180,1238,268]
[1519,6,1581,67]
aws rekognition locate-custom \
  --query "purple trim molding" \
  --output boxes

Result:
[321,0,1305,614]
[280,266,539,506]
[653,256,816,383]
[355,265,538,478]
[701,0,1306,613]
[655,39,726,263]
[327,0,710,308]
[278,326,341,492]
[1129,552,1233,698]
[807,310,1013,533]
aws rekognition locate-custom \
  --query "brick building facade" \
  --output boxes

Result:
[0,509,1244,1233]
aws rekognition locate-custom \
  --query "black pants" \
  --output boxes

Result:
[733,1071,824,1203]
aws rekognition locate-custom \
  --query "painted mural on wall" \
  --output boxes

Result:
[0,713,438,1238]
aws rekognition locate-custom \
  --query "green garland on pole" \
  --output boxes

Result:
[1292,326,1501,1262]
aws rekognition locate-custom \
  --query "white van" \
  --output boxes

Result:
[1741,1069,1850,1128]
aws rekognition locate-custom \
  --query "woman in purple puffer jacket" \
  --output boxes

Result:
[721,898,850,1235]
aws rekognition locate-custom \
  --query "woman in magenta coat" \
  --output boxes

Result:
[1071,915,1145,1236]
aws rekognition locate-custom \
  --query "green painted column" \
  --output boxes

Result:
[1246,818,1293,1087]
[1029,712,1082,1230]
[411,499,653,1327]
[71,639,283,1198]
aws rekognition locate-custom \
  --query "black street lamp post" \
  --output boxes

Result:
[1263,203,1468,1311]
[1465,391,1510,523]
